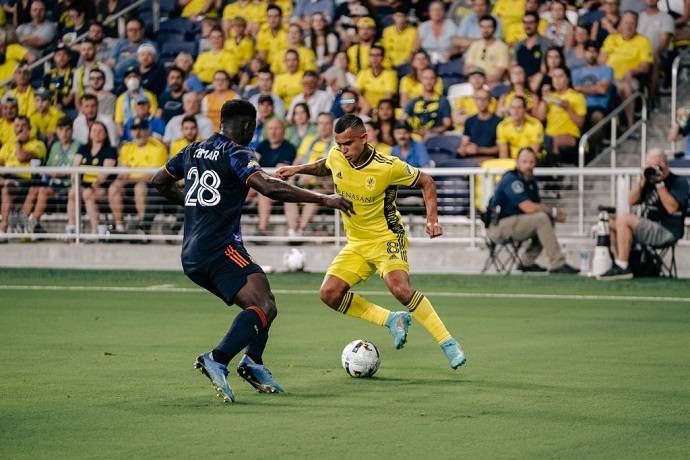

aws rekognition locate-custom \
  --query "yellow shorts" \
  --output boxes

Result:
[326,235,409,287]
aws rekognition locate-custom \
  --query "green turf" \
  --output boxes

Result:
[1,269,689,459]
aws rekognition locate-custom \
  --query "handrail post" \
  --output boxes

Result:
[73,172,80,244]
[610,116,617,168]
[469,173,476,247]
[577,135,586,235]
[640,94,647,167]
[671,56,679,152]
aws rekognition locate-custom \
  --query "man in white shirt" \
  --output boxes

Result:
[163,92,214,144]
[15,0,56,57]
[72,93,119,146]
[637,0,675,98]
[287,70,334,122]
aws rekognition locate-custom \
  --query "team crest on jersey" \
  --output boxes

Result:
[248,160,260,169]
[365,175,376,191]
[511,181,525,194]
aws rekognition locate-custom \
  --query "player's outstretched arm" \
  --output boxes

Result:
[150,168,184,206]
[248,170,355,216]
[274,158,331,179]
[416,172,443,238]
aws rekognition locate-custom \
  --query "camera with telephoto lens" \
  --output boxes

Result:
[644,165,662,183]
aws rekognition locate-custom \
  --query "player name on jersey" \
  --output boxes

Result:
[193,148,220,161]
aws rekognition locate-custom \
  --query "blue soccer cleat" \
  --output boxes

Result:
[385,311,411,349]
[236,355,286,394]
[194,352,235,403]
[440,338,467,370]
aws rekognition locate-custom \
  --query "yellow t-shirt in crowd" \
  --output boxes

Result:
[492,0,526,45]
[224,34,255,69]
[355,68,398,108]
[346,41,387,74]
[181,0,217,17]
[270,47,317,74]
[0,118,38,145]
[193,49,239,83]
[465,39,510,78]
[222,0,266,25]
[8,86,36,117]
[382,25,418,67]
[544,89,587,138]
[30,106,65,138]
[114,90,158,125]
[170,136,201,158]
[274,70,304,106]
[454,95,498,117]
[0,44,28,85]
[0,139,46,179]
[399,75,443,101]
[506,18,548,44]
[256,24,288,65]
[601,33,653,80]
[119,138,168,179]
[501,90,537,113]
[496,115,545,159]
[325,144,421,242]
[297,134,333,164]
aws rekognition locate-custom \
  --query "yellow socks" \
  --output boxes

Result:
[406,291,451,344]
[338,292,390,326]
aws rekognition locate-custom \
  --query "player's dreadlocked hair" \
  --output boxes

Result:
[334,114,365,134]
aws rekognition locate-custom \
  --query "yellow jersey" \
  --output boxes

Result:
[274,70,304,106]
[222,0,266,24]
[256,24,288,65]
[501,90,537,113]
[355,68,398,108]
[601,33,653,80]
[544,89,586,138]
[181,0,217,17]
[30,106,65,138]
[0,139,46,179]
[496,115,544,159]
[224,34,255,69]
[270,47,317,74]
[399,75,443,101]
[346,41,387,74]
[381,25,417,67]
[119,138,168,178]
[114,90,158,125]
[326,144,421,242]
[193,49,239,83]
[0,118,38,145]
[492,0,526,45]
[8,86,36,117]
[296,134,333,164]
[170,137,201,158]
[454,95,498,116]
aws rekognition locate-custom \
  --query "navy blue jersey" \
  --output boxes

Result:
[491,170,541,219]
[165,133,261,270]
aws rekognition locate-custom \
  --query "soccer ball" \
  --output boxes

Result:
[341,340,380,378]
[282,248,305,272]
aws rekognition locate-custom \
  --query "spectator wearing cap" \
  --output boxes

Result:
[404,67,452,138]
[459,88,501,163]
[456,0,504,53]
[382,7,418,68]
[157,67,186,123]
[247,69,286,118]
[136,43,165,97]
[463,15,510,84]
[121,95,165,142]
[497,95,544,159]
[354,45,397,111]
[0,116,46,239]
[452,68,496,130]
[293,0,335,29]
[202,70,240,129]
[256,5,288,69]
[163,92,214,145]
[274,49,305,107]
[193,26,239,85]
[114,66,158,134]
[287,70,334,122]
[513,12,553,80]
[392,120,432,168]
[108,17,156,84]
[30,87,64,144]
[109,117,167,234]
[15,0,56,57]
[346,16,380,74]
[21,116,78,234]
[73,93,119,146]
[8,65,36,116]
[84,68,116,118]
[170,115,202,158]
[417,1,459,64]
[73,39,115,99]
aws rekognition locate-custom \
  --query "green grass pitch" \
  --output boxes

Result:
[1,268,690,459]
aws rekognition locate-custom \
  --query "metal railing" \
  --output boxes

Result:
[0,0,154,88]
[671,53,690,152]
[1,166,688,246]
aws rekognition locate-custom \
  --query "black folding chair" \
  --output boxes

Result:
[482,237,523,274]
[646,243,678,278]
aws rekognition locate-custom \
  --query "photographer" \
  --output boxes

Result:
[487,147,579,274]
[599,150,689,280]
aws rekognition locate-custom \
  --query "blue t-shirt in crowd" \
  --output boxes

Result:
[391,140,431,168]
[463,114,501,148]
[255,140,297,167]
[572,65,615,109]
[491,170,541,219]
[121,116,166,141]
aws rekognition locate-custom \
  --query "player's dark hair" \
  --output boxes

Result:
[478,14,497,29]
[220,100,257,146]
[334,114,365,134]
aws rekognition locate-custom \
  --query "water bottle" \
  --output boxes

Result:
[579,249,591,276]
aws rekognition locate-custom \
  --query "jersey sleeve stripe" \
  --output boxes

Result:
[164,166,182,180]
[410,168,421,187]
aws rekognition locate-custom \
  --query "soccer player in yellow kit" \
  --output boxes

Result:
[276,115,466,369]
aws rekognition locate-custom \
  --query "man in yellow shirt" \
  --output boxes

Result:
[453,68,497,131]
[382,8,417,67]
[223,17,255,71]
[600,11,652,129]
[463,15,510,84]
[170,115,201,157]
[274,50,304,107]
[7,66,36,117]
[108,117,167,234]
[222,0,265,35]
[354,45,397,110]
[193,26,239,84]
[497,95,544,159]
[347,17,381,74]
[492,0,526,46]
[30,87,64,144]
[256,5,287,68]
[275,114,467,370]
[0,116,46,237]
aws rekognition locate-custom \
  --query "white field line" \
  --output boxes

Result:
[0,284,689,303]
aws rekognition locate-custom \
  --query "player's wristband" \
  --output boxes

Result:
[655,181,665,190]
[551,207,558,218]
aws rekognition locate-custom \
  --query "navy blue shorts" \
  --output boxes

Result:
[185,244,264,306]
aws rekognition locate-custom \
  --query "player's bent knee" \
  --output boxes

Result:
[389,284,414,304]
[319,285,346,310]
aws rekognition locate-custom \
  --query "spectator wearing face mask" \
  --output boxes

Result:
[114,66,158,135]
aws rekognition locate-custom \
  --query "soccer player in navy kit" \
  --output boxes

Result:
[151,100,353,403]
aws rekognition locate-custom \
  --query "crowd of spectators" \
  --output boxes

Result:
[0,0,687,239]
